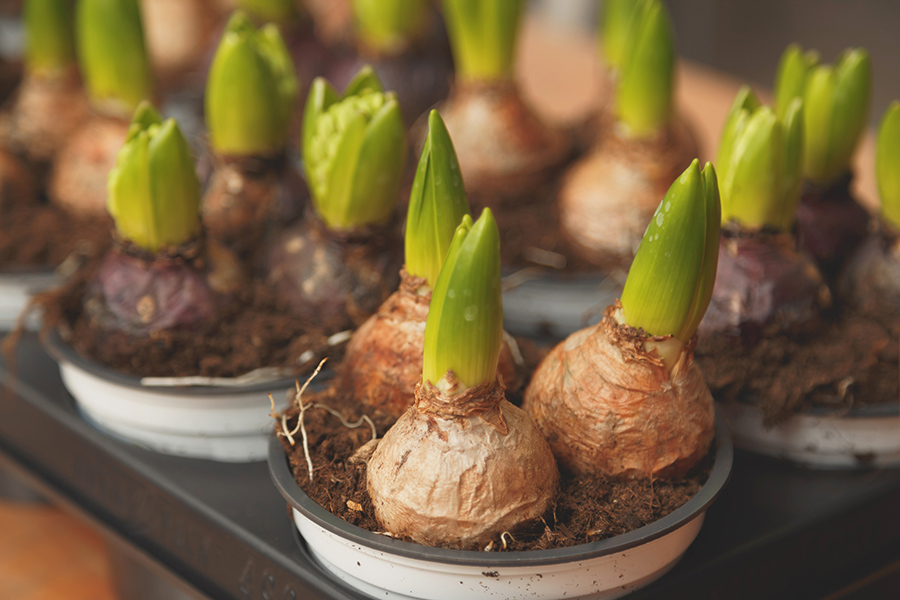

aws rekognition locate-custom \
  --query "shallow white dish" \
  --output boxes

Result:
[45,332,296,463]
[0,270,56,330]
[268,418,732,600]
[718,401,900,469]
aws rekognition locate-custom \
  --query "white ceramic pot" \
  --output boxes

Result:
[268,419,732,600]
[501,271,620,339]
[45,333,296,463]
[0,270,56,330]
[718,401,900,469]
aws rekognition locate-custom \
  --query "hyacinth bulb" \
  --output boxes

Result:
[404,110,471,288]
[620,159,721,344]
[716,87,804,231]
[774,45,871,184]
[76,0,152,116]
[206,11,299,156]
[615,0,675,137]
[302,66,406,230]
[24,0,76,77]
[107,102,200,253]
[422,209,502,390]
[352,0,431,55]
[440,0,524,82]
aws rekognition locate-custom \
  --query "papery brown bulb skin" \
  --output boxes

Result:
[438,80,571,202]
[557,116,697,270]
[339,270,522,419]
[795,173,870,279]
[50,115,130,218]
[367,376,559,549]
[264,216,402,333]
[699,228,830,344]
[523,305,714,480]
[837,226,900,326]
[5,69,90,165]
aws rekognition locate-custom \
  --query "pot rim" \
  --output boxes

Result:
[268,414,733,567]
[43,328,304,396]
[0,267,57,277]
[733,395,900,419]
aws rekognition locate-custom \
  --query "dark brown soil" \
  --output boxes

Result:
[0,192,111,268]
[37,251,342,379]
[277,389,711,552]
[697,313,898,425]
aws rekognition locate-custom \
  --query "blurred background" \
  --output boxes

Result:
[533,0,899,125]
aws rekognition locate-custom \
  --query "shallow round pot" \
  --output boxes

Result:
[44,332,298,463]
[501,270,621,339]
[268,418,732,600]
[0,269,56,330]
[718,400,900,469]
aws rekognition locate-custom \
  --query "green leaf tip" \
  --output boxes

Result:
[423,209,502,390]
[352,0,431,56]
[107,103,200,253]
[774,44,871,184]
[621,159,721,342]
[302,67,406,231]
[615,0,675,137]
[717,87,804,231]
[205,11,299,156]
[441,0,524,82]
[24,0,75,76]
[877,101,900,230]
[405,110,471,288]
[600,0,643,74]
[76,0,152,116]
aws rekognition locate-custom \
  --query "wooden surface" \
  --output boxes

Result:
[0,500,117,600]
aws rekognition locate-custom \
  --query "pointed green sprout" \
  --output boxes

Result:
[24,0,75,77]
[876,102,900,230]
[774,45,871,184]
[236,0,299,24]
[773,44,819,117]
[206,11,299,156]
[423,209,503,390]
[621,160,721,343]
[405,110,471,288]
[352,0,431,55]
[441,0,524,82]
[303,67,406,231]
[107,102,201,253]
[76,0,152,115]
[716,87,804,231]
[615,0,675,137]
[599,0,643,75]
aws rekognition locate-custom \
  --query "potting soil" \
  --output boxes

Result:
[279,390,711,552]
[696,313,898,425]
[40,258,339,379]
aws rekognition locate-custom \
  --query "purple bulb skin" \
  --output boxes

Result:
[85,248,217,335]
[265,217,402,333]
[795,173,871,279]
[699,229,830,346]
